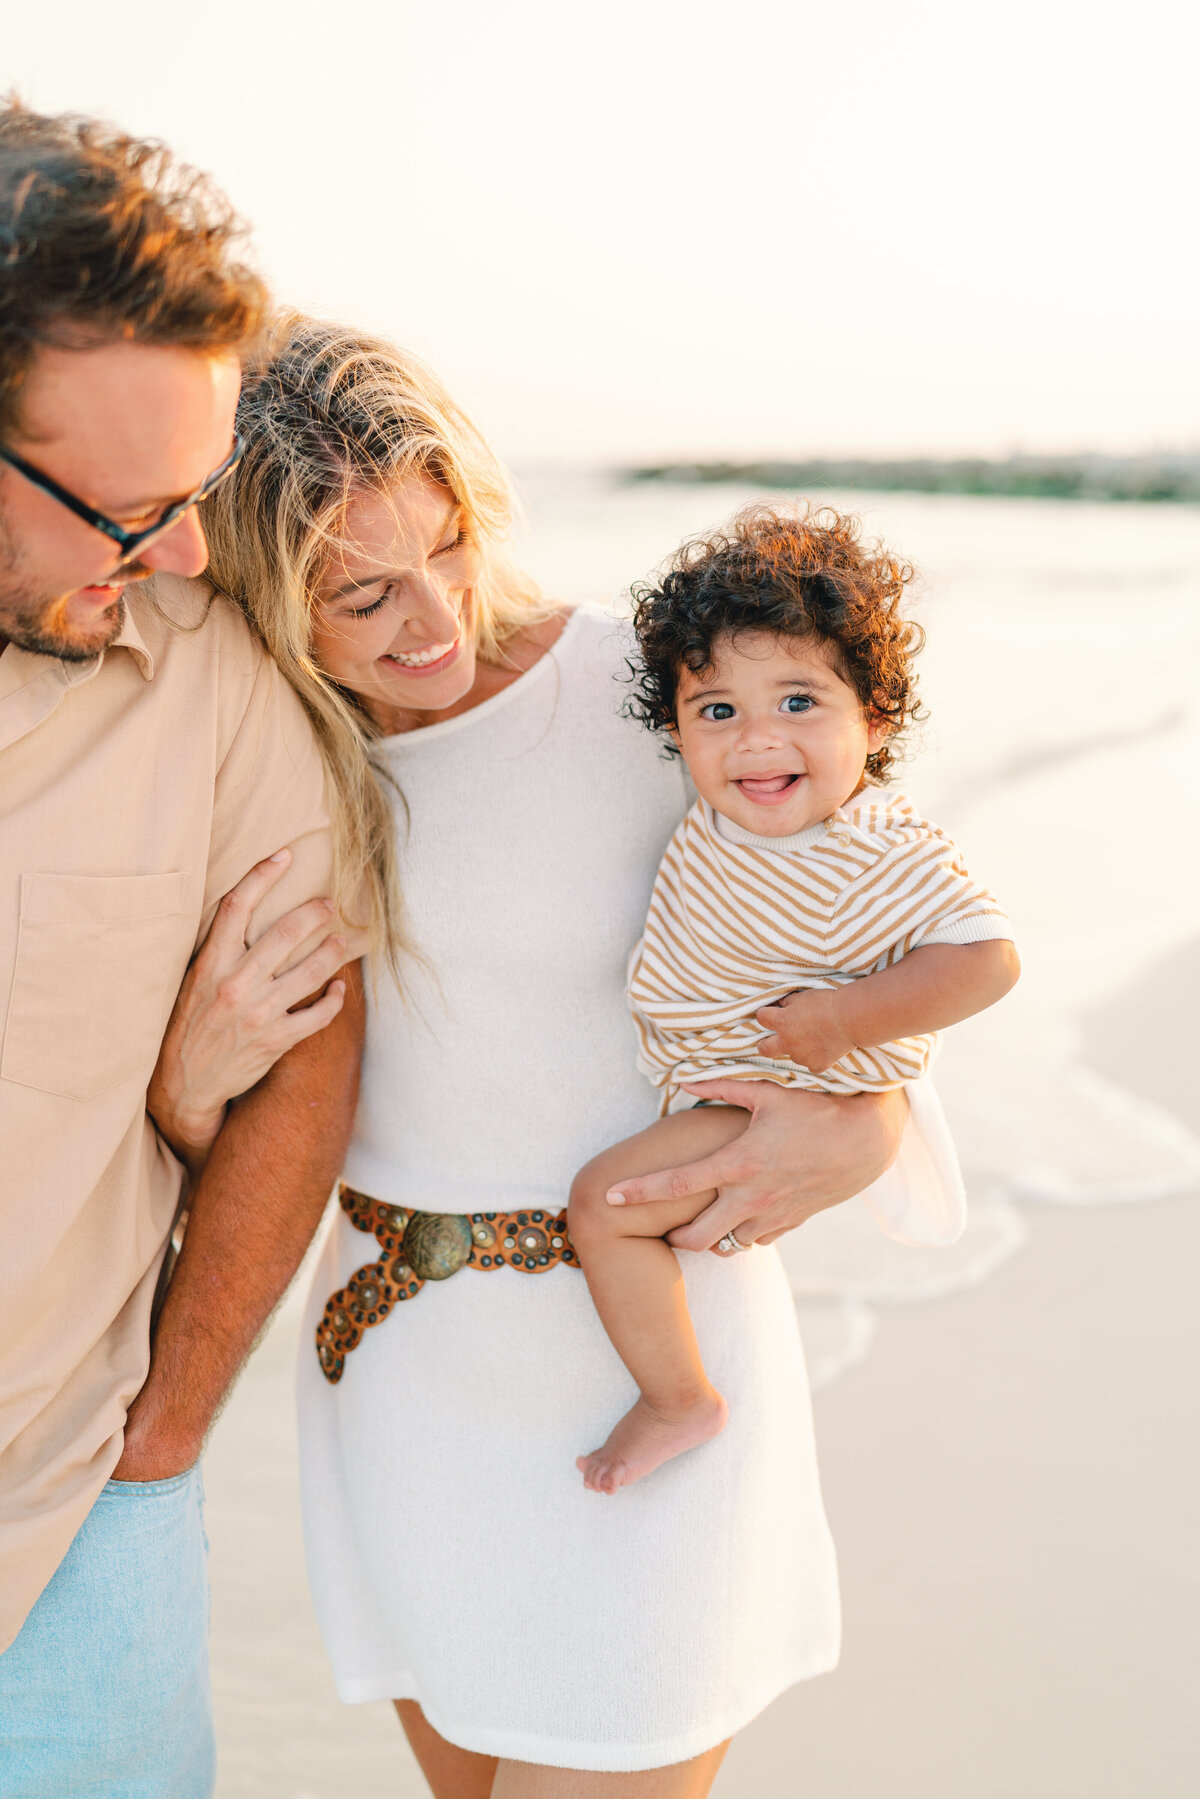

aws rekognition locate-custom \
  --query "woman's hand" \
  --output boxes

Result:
[147,850,349,1179]
[605,1080,908,1251]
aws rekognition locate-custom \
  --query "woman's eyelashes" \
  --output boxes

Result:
[350,591,389,619]
[349,533,468,617]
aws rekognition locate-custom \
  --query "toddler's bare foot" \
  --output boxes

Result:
[576,1389,728,1493]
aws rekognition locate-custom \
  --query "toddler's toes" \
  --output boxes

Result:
[577,1448,614,1493]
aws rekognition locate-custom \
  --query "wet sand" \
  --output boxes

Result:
[206,952,1200,1797]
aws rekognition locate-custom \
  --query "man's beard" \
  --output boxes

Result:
[0,586,128,661]
[0,516,140,661]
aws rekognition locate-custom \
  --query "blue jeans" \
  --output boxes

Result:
[0,1466,215,1798]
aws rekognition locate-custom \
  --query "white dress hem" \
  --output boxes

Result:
[335,1652,841,1770]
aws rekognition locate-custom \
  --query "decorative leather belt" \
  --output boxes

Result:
[315,1183,581,1383]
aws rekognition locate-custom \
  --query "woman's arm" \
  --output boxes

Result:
[607,1081,909,1250]
[147,851,349,1179]
[754,940,1020,1076]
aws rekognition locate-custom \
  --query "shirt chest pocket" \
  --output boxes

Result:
[2,872,187,1102]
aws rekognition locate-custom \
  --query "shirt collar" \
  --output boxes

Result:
[0,593,156,751]
[708,802,828,854]
[110,597,156,679]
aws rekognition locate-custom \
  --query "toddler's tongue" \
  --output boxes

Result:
[737,773,797,799]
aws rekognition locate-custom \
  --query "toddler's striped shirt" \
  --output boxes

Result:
[628,785,1012,1103]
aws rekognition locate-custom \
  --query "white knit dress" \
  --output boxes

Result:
[296,606,960,1771]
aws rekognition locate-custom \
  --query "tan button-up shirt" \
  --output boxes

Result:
[0,580,334,1652]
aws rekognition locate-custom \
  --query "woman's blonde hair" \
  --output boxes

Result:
[201,311,554,977]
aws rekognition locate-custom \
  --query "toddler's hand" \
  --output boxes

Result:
[755,988,853,1075]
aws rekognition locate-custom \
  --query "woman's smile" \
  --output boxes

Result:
[380,627,463,676]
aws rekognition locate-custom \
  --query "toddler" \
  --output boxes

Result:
[569,505,1019,1493]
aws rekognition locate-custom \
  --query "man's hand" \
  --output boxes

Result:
[754,987,854,1074]
[606,1080,908,1251]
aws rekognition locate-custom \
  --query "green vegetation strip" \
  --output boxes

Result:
[626,456,1200,504]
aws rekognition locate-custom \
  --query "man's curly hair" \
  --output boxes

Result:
[627,503,925,782]
[0,98,266,435]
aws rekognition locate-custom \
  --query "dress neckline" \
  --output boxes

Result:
[378,605,588,752]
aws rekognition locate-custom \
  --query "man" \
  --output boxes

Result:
[0,103,363,1794]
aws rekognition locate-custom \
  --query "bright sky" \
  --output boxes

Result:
[5,0,1197,463]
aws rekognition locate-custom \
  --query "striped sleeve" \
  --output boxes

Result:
[829,821,1012,961]
[918,911,1014,946]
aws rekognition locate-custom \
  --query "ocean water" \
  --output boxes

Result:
[514,471,1200,1385]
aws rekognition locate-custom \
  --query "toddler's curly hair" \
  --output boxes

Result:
[627,503,925,782]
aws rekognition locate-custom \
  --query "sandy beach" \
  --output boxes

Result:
[205,945,1200,1797]
[724,1023,1200,1797]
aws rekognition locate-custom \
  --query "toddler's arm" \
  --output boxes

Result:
[754,940,1020,1076]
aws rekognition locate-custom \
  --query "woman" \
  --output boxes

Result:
[153,315,960,1797]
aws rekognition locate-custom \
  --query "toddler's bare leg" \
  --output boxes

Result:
[568,1105,749,1493]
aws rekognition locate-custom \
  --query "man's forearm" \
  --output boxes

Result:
[116,964,365,1477]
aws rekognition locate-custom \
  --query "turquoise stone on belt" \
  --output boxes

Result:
[403,1211,474,1280]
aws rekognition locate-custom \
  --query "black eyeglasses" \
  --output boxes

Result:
[0,434,245,566]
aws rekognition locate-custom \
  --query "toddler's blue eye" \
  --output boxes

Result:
[700,702,736,721]
[781,694,814,714]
